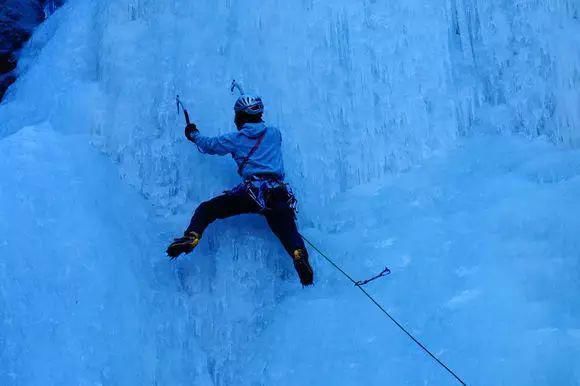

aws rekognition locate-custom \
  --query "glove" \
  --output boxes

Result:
[184,123,199,142]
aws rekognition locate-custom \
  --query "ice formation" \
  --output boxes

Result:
[1,1,579,385]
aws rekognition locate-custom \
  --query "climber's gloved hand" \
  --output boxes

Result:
[185,123,199,142]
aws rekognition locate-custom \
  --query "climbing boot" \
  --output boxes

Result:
[292,248,314,286]
[166,231,201,259]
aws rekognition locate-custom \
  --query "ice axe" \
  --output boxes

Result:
[177,80,243,124]
[230,79,245,95]
[176,95,191,125]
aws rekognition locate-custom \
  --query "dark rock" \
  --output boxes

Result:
[0,0,64,101]
[0,71,15,100]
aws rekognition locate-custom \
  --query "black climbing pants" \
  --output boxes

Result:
[185,185,306,258]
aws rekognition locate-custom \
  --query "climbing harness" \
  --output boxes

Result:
[300,234,467,386]
[225,175,298,215]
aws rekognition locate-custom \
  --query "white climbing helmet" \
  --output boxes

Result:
[233,95,264,115]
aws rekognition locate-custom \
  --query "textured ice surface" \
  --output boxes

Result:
[1,1,579,385]
[0,125,212,384]
[449,0,580,144]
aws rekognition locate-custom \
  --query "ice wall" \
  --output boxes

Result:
[4,1,579,207]
[0,124,212,384]
[0,4,460,380]
[243,134,580,385]
[450,0,580,144]
[0,0,459,212]
[1,0,579,385]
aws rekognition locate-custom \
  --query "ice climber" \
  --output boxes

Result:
[166,94,314,286]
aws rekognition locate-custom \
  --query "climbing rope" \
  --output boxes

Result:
[300,234,467,386]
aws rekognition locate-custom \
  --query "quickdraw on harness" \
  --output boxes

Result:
[227,176,298,215]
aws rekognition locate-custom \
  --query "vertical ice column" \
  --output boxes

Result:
[448,0,580,144]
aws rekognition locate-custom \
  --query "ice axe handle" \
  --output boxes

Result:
[176,95,191,125]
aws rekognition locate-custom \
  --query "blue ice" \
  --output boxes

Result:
[1,1,579,385]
